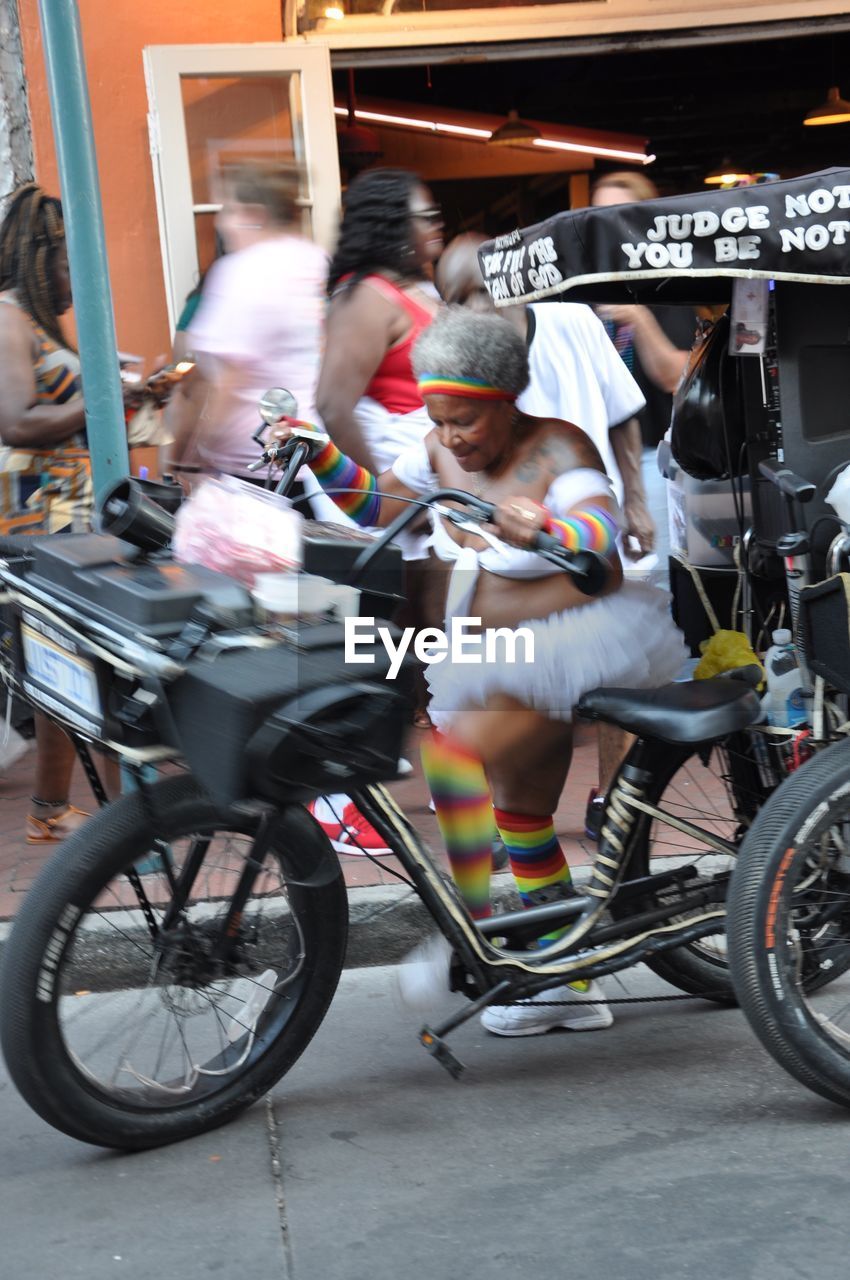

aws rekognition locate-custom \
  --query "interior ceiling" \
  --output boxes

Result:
[336,25,850,233]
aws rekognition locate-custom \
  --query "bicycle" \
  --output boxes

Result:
[0,409,831,1149]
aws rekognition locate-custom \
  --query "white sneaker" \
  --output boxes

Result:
[480,980,613,1037]
[397,935,452,1009]
[0,726,30,774]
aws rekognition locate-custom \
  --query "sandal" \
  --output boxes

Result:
[26,804,91,845]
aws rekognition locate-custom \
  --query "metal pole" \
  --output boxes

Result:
[36,0,128,500]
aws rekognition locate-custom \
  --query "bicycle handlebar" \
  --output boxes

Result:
[247,421,330,477]
[348,488,611,598]
[758,458,816,504]
[250,428,610,596]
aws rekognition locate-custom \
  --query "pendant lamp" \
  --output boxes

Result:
[488,110,541,147]
[704,160,753,186]
[803,86,850,126]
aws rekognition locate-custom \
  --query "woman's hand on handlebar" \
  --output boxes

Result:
[272,416,326,445]
[488,496,548,548]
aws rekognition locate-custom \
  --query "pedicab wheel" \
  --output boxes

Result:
[727,739,850,1107]
[0,775,348,1149]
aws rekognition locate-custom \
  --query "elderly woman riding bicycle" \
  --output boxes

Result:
[277,306,686,1034]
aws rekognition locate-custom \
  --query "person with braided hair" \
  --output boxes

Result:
[0,184,129,842]
[302,168,446,850]
[0,184,91,536]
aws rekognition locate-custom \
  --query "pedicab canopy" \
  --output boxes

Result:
[478,168,850,307]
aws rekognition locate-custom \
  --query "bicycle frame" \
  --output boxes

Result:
[348,731,732,1071]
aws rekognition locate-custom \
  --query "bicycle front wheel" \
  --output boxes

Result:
[727,738,850,1108]
[0,775,348,1149]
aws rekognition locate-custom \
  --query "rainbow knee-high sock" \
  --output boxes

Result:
[421,732,494,921]
[493,807,577,948]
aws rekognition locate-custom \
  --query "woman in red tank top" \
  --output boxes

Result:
[309,170,445,753]
[316,169,443,473]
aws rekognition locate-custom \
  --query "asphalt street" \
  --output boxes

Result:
[3,961,850,1280]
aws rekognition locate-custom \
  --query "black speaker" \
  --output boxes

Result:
[97,478,176,552]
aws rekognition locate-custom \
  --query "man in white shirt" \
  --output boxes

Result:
[435,234,656,837]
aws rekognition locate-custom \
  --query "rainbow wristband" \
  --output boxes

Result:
[543,505,618,556]
[311,440,382,526]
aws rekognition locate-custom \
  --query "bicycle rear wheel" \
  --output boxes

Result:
[728,739,850,1108]
[0,775,348,1149]
[616,732,772,1003]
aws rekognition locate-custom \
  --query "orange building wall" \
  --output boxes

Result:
[18,0,283,364]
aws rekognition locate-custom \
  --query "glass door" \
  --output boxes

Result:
[144,44,340,332]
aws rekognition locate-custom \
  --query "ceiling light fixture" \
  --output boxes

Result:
[334,105,490,139]
[332,106,651,164]
[803,85,850,126]
[487,110,541,147]
[533,138,657,165]
[323,5,345,18]
[704,160,753,186]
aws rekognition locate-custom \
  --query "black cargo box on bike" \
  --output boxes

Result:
[168,621,414,805]
[2,532,413,803]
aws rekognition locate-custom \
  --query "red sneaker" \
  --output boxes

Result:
[308,795,392,856]
[340,803,392,855]
[307,796,346,843]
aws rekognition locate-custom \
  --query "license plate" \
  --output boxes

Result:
[20,622,103,721]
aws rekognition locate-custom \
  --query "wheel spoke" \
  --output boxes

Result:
[56,828,307,1106]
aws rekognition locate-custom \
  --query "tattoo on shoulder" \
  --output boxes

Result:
[516,426,605,484]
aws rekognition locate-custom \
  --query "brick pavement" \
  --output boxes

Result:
[0,722,600,921]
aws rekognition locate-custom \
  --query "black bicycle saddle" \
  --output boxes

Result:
[577,679,761,744]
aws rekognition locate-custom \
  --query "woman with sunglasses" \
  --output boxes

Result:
[303,169,445,846]
[315,167,444,483]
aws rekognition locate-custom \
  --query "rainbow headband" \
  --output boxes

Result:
[417,374,516,402]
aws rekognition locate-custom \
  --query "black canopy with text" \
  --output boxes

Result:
[479,168,850,306]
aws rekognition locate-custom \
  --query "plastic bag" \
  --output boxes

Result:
[670,313,747,481]
[173,475,302,586]
[826,464,850,525]
[694,629,764,686]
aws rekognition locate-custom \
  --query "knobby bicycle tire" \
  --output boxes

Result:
[0,775,348,1149]
[727,738,850,1108]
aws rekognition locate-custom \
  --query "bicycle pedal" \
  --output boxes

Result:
[420,1027,465,1079]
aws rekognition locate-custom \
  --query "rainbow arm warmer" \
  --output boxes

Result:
[310,440,382,526]
[543,504,618,556]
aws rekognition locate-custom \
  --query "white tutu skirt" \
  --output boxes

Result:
[426,580,688,732]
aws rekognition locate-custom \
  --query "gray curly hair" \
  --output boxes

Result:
[412,306,529,398]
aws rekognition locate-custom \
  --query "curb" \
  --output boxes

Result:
[0,878,524,975]
[0,870,594,973]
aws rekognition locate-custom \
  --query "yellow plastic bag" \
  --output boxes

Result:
[694,629,764,685]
